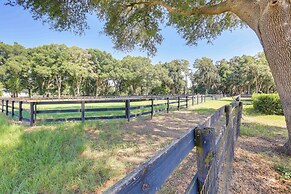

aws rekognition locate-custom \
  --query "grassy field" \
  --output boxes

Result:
[0,97,219,193]
[1,97,289,193]
[239,104,290,180]
[0,116,141,193]
[6,99,189,122]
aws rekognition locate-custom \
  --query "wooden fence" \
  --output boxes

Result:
[0,94,223,126]
[105,101,243,194]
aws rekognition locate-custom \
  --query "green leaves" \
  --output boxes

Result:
[6,0,244,55]
[192,57,220,94]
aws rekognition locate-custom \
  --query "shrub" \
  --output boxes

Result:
[252,93,283,115]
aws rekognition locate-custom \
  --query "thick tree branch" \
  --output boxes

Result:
[127,1,231,16]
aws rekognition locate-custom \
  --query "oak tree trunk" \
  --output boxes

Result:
[233,0,291,154]
[258,1,291,154]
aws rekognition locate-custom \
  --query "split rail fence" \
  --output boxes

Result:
[0,94,223,126]
[105,101,243,194]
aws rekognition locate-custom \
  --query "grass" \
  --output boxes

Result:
[239,103,290,181]
[0,96,223,192]
[191,97,233,115]
[5,99,181,122]
[2,96,289,192]
[0,116,139,193]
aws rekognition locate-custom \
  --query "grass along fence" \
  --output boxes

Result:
[105,101,243,194]
[0,94,223,126]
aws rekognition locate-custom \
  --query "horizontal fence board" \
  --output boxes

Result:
[200,106,225,128]
[141,111,152,116]
[22,118,30,122]
[85,115,126,120]
[130,105,152,110]
[36,109,81,114]
[14,113,20,118]
[105,128,196,194]
[85,107,125,112]
[36,101,85,105]
[36,117,83,122]
[185,173,199,194]
[155,108,167,113]
[153,103,167,107]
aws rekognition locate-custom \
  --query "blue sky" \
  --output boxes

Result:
[0,2,263,65]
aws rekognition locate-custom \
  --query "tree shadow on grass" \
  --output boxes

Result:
[239,123,288,153]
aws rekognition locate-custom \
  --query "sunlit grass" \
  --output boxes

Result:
[239,102,290,181]
[190,97,233,115]
[242,105,286,128]
[0,116,139,193]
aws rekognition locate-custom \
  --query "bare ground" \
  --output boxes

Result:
[230,136,291,194]
[99,109,291,193]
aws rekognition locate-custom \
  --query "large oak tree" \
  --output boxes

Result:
[5,0,291,154]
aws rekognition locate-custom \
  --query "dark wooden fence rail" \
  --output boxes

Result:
[0,99,30,123]
[0,94,223,126]
[105,101,243,194]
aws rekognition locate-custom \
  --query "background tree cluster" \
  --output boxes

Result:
[192,54,275,95]
[0,42,274,98]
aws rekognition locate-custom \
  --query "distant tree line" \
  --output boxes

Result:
[0,42,275,98]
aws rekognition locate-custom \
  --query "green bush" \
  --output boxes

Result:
[252,93,283,115]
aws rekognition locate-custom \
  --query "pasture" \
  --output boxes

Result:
[0,97,290,193]
[0,95,217,126]
[0,96,227,193]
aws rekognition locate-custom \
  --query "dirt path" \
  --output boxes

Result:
[231,136,291,194]
[102,108,291,193]
[120,110,210,138]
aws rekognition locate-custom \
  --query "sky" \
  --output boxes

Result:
[0,2,263,65]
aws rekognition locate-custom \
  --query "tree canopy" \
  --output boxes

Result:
[5,0,243,55]
[0,42,274,98]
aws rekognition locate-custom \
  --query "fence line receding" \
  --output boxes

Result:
[0,94,223,126]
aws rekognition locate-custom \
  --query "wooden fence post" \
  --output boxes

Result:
[6,100,8,116]
[125,99,130,122]
[178,97,180,110]
[224,104,235,193]
[19,101,23,121]
[186,96,188,108]
[34,103,37,121]
[192,95,194,106]
[236,102,243,139]
[200,95,203,103]
[11,100,15,117]
[1,99,4,112]
[197,95,199,104]
[195,126,216,192]
[151,99,154,119]
[167,97,170,113]
[81,101,85,122]
[225,105,231,127]
[30,102,35,126]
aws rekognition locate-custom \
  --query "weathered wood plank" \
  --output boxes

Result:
[85,115,126,120]
[22,118,30,122]
[86,107,125,112]
[36,109,81,114]
[130,105,152,110]
[200,106,225,128]
[104,128,196,194]
[36,117,83,122]
[185,173,199,194]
